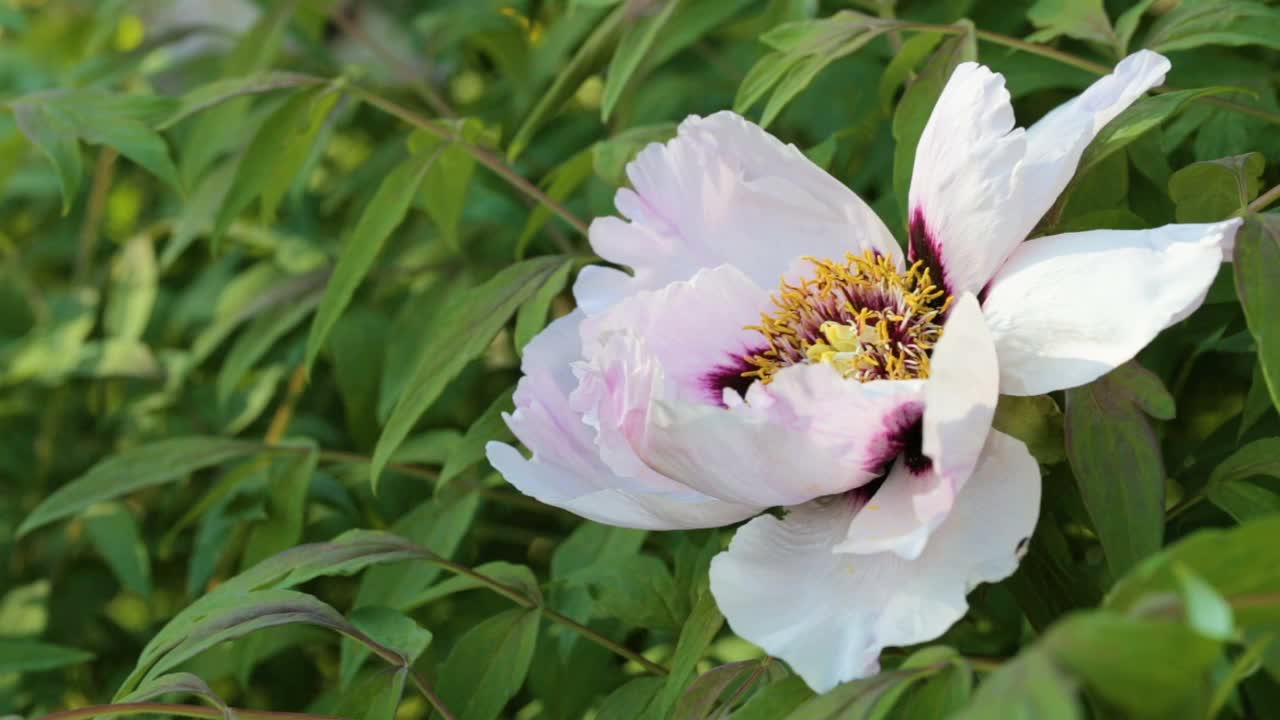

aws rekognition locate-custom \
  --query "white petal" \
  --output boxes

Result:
[584,111,899,311]
[907,62,1026,297]
[982,219,1241,396]
[1018,51,1169,225]
[837,294,998,559]
[489,311,759,529]
[640,364,926,508]
[710,430,1041,692]
[923,293,998,485]
[908,52,1168,297]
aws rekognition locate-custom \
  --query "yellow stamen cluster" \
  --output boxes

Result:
[743,251,952,384]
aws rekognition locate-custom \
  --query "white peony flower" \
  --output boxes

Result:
[487,49,1240,692]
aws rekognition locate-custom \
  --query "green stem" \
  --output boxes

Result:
[409,670,458,720]
[34,703,346,720]
[1247,182,1280,213]
[422,552,670,676]
[344,85,591,237]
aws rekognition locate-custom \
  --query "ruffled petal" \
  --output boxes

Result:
[582,111,899,311]
[639,364,926,508]
[710,430,1040,692]
[909,52,1168,297]
[577,264,771,408]
[837,294,998,559]
[488,311,760,529]
[982,219,1241,396]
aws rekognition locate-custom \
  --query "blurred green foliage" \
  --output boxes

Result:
[2,0,1280,718]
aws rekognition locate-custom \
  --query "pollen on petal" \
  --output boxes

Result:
[740,251,953,384]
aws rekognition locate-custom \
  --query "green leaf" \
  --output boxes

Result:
[582,554,683,631]
[371,255,569,486]
[740,12,891,128]
[516,148,595,258]
[992,394,1066,465]
[438,608,541,720]
[11,97,81,212]
[1107,515,1280,628]
[892,22,977,215]
[119,672,235,719]
[671,660,762,720]
[1207,477,1280,523]
[1026,0,1117,47]
[596,677,663,720]
[1173,564,1235,640]
[878,32,944,114]
[1075,87,1239,180]
[403,561,542,609]
[1065,371,1166,577]
[83,502,152,597]
[439,389,515,485]
[0,640,93,674]
[240,443,317,569]
[18,437,260,537]
[786,666,928,719]
[1169,152,1265,222]
[1107,360,1177,420]
[514,258,574,353]
[159,71,326,130]
[1235,216,1280,416]
[121,588,371,693]
[1143,0,1280,53]
[1115,0,1160,55]
[653,580,725,718]
[1043,612,1220,718]
[953,650,1081,720]
[304,149,438,373]
[1210,437,1280,485]
[104,235,158,341]
[410,120,490,249]
[343,492,479,688]
[731,675,814,720]
[601,0,682,121]
[213,88,339,244]
[509,5,626,161]
[216,288,320,405]
[349,606,432,669]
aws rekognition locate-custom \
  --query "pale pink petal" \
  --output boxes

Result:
[639,364,926,508]
[583,111,899,311]
[909,52,1168,297]
[577,264,771,408]
[837,294,997,559]
[488,311,759,529]
[709,430,1040,692]
[982,219,1241,396]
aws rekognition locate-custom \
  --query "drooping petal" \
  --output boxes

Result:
[982,219,1241,396]
[907,62,1026,297]
[488,311,760,529]
[581,111,899,312]
[640,363,926,508]
[908,52,1169,297]
[836,294,997,559]
[709,430,1040,693]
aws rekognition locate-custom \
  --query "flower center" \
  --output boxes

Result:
[743,251,952,384]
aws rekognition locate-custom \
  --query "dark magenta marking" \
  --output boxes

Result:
[702,348,766,407]
[908,207,951,303]
[863,401,926,474]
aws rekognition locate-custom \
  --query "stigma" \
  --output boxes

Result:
[743,251,952,383]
